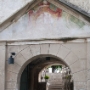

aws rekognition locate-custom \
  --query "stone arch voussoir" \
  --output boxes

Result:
[15,43,80,76]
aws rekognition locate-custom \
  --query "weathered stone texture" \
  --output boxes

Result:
[87,80,90,90]
[74,81,87,90]
[73,70,87,82]
[30,44,41,56]
[41,44,50,54]
[6,71,17,81]
[70,59,86,73]
[6,45,29,60]
[0,44,6,90]
[20,46,33,60]
[87,42,90,90]
[57,45,71,60]
[66,0,90,13]
[65,52,78,66]
[0,0,33,24]
[49,44,61,55]
[87,42,90,70]
[64,43,87,59]
[6,81,17,89]
[15,53,26,67]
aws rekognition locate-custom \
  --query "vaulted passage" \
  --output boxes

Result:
[20,55,73,90]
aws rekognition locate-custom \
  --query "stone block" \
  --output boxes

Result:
[49,43,61,55]
[74,81,87,90]
[6,45,29,60]
[64,43,86,59]
[87,69,90,80]
[87,42,90,69]
[6,71,18,81]
[20,46,33,60]
[0,42,6,45]
[18,45,29,52]
[0,45,5,70]
[15,53,26,67]
[57,45,70,60]
[65,52,78,66]
[73,70,87,82]
[41,44,49,54]
[0,67,4,76]
[70,59,86,73]
[87,80,90,90]
[0,45,5,90]
[87,58,90,70]
[6,81,16,89]
[6,61,21,74]
[0,74,5,90]
[30,44,40,56]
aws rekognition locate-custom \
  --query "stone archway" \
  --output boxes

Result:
[19,55,70,90]
[6,43,85,90]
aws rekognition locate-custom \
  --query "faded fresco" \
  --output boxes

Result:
[0,1,90,40]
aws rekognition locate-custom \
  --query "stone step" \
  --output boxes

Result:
[49,88,63,90]
[49,85,63,88]
[50,84,63,86]
[49,86,62,89]
[49,83,63,85]
[49,87,63,89]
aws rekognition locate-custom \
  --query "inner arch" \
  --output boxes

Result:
[19,55,73,90]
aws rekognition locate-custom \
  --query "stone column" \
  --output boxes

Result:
[87,41,90,90]
[0,42,6,90]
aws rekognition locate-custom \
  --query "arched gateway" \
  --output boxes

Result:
[6,43,84,90]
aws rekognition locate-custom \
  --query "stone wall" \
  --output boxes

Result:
[0,42,6,90]
[87,41,90,90]
[5,41,87,90]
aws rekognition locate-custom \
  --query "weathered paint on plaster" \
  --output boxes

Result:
[0,1,90,41]
[0,0,33,24]
[29,3,62,18]
[29,2,85,28]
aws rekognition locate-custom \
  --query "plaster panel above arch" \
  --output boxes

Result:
[0,1,90,41]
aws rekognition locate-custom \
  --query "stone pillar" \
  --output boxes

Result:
[87,41,90,90]
[0,42,6,90]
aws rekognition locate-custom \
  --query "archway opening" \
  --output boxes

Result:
[20,55,74,90]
